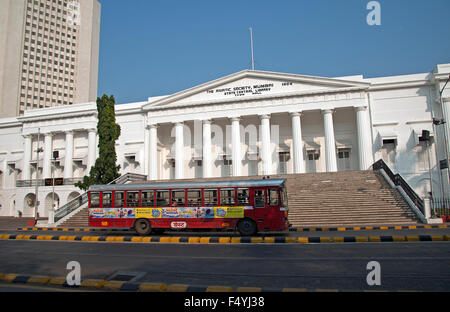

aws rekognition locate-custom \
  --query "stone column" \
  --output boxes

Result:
[149,124,158,180]
[291,112,305,174]
[202,120,212,178]
[64,131,74,179]
[22,135,33,180]
[355,106,374,170]
[42,133,53,179]
[322,109,338,172]
[87,129,97,173]
[260,114,272,175]
[22,135,32,181]
[175,122,184,179]
[231,117,242,177]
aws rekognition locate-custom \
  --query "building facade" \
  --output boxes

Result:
[0,64,449,218]
[0,0,101,118]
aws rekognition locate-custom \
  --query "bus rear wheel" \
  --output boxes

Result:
[237,219,257,236]
[135,219,152,236]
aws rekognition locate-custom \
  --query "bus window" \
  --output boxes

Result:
[187,190,201,206]
[90,192,100,208]
[237,188,250,205]
[171,190,185,207]
[115,191,124,208]
[141,191,154,207]
[156,190,169,207]
[254,189,265,208]
[220,189,235,206]
[269,189,279,206]
[103,192,112,208]
[127,191,140,207]
[204,189,218,206]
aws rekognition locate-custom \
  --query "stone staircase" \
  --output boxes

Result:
[0,217,47,230]
[58,170,420,228]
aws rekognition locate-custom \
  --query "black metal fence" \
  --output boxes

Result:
[431,197,450,218]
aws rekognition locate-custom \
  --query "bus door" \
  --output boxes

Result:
[253,188,268,229]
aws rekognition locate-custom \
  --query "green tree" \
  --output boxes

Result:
[75,95,121,191]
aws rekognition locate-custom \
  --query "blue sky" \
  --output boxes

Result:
[96,0,450,104]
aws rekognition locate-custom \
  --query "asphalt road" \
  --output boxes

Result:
[0,239,449,291]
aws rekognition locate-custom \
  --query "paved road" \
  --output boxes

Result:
[2,227,450,238]
[0,239,449,291]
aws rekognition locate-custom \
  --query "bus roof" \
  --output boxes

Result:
[88,179,286,192]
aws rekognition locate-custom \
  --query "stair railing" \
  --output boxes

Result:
[373,159,425,216]
[53,173,148,222]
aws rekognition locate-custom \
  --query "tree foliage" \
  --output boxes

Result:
[75,94,121,191]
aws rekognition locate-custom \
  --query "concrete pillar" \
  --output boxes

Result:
[202,120,212,178]
[322,109,338,172]
[291,112,305,174]
[175,122,184,179]
[149,124,158,180]
[22,135,32,181]
[64,131,74,179]
[355,106,374,170]
[231,117,242,177]
[42,133,53,179]
[260,114,272,175]
[87,129,97,173]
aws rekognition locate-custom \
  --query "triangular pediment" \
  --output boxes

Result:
[143,70,369,111]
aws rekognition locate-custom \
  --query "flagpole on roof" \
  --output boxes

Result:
[249,27,255,71]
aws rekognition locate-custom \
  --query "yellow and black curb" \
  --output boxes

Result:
[291,224,449,232]
[16,224,448,233]
[0,273,424,292]
[1,233,449,244]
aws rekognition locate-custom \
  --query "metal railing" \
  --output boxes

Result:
[431,197,450,218]
[373,159,425,215]
[53,173,148,222]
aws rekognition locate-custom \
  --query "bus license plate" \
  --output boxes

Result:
[171,221,187,229]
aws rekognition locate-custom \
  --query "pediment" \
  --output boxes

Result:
[143,70,369,111]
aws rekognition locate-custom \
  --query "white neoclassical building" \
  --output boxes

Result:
[0,64,449,218]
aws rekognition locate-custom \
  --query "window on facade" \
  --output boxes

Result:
[102,192,112,208]
[337,149,351,171]
[382,139,397,168]
[269,189,279,206]
[187,190,201,206]
[126,191,140,208]
[171,190,185,207]
[141,191,154,207]
[417,141,429,171]
[156,190,169,207]
[204,189,218,206]
[220,189,235,206]
[90,192,100,208]
[237,188,250,205]
[254,190,265,208]
[279,152,290,174]
[115,191,124,208]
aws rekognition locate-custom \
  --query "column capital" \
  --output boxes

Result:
[230,116,241,122]
[259,114,271,121]
[321,109,334,115]
[87,128,97,133]
[65,130,75,135]
[23,134,33,139]
[147,124,158,130]
[290,111,303,118]
[354,106,368,112]
[202,119,212,125]
[174,121,184,127]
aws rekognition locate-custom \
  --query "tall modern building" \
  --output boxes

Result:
[0,0,101,118]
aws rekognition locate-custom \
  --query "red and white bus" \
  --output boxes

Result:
[88,179,289,236]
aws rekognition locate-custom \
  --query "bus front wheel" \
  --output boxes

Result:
[237,219,257,236]
[134,219,152,236]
